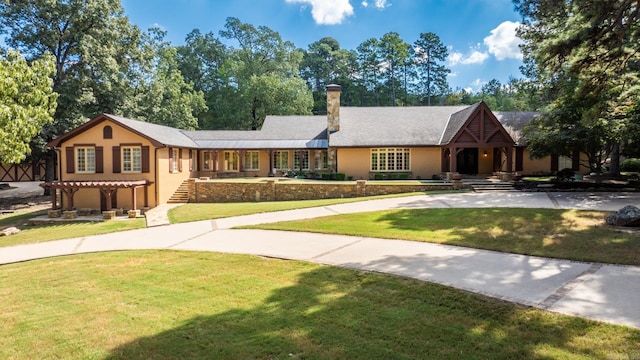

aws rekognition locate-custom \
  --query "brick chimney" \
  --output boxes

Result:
[326,84,340,133]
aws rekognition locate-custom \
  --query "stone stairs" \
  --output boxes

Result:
[167,180,189,203]
[464,178,518,192]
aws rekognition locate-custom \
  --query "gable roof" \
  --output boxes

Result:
[48,114,198,148]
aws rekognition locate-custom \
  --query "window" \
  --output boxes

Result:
[243,151,260,171]
[203,151,213,170]
[76,147,95,173]
[315,150,328,170]
[170,148,179,173]
[122,146,142,173]
[294,150,310,170]
[224,151,239,171]
[558,155,572,170]
[103,126,112,139]
[371,148,410,172]
[273,151,289,170]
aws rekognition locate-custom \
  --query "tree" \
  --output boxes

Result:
[0,50,57,164]
[378,32,411,106]
[0,0,145,189]
[515,0,640,175]
[413,32,450,106]
[219,17,312,129]
[356,38,382,106]
[128,28,206,130]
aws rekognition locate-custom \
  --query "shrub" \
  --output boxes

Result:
[554,168,575,182]
[347,176,354,181]
[374,173,384,180]
[321,173,330,180]
[335,173,346,181]
[621,158,640,172]
[399,173,409,180]
[387,173,398,180]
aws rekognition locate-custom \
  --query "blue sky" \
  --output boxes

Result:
[122,0,525,92]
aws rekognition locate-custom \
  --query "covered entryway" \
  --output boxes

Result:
[40,180,152,211]
[441,102,515,175]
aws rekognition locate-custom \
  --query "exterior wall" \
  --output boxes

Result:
[410,147,442,179]
[337,147,442,180]
[337,148,370,179]
[478,147,494,174]
[58,119,157,210]
[156,147,196,205]
[190,178,454,203]
[519,149,552,175]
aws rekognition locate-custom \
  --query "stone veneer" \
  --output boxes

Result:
[188,178,454,203]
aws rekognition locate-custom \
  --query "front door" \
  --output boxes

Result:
[457,148,478,174]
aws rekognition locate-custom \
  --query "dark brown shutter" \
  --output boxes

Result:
[95,146,104,173]
[178,149,183,172]
[141,146,150,173]
[103,126,112,139]
[515,147,524,172]
[551,154,559,172]
[169,147,174,173]
[113,146,121,173]
[66,147,75,173]
[571,150,580,171]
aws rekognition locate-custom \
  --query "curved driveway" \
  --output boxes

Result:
[2,191,639,329]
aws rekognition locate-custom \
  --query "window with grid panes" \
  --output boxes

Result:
[76,147,95,173]
[122,146,141,173]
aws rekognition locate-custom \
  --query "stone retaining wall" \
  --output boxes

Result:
[188,178,455,203]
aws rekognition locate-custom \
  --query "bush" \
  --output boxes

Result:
[387,173,398,180]
[347,176,354,181]
[321,173,330,180]
[374,173,384,180]
[399,173,409,180]
[335,173,346,181]
[621,158,640,172]
[554,168,575,182]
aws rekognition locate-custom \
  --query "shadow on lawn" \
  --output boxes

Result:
[373,208,640,265]
[105,264,637,359]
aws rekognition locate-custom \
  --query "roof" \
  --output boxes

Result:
[48,114,198,148]
[49,107,538,150]
[493,111,540,146]
[330,105,470,147]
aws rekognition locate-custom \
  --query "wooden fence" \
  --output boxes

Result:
[0,161,47,182]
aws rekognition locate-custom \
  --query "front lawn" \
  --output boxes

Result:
[1,251,637,359]
[0,208,146,247]
[245,208,640,265]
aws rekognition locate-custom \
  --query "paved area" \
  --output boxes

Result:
[1,188,639,329]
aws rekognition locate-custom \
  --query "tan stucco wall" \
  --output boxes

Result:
[58,119,157,210]
[156,147,197,205]
[337,147,442,180]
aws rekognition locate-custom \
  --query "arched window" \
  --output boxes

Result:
[103,125,112,139]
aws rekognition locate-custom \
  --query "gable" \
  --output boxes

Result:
[447,102,514,147]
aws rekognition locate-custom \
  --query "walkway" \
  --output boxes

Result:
[1,191,639,329]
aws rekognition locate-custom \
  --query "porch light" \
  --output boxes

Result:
[483,151,488,157]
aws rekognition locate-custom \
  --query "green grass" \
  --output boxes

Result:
[245,208,640,265]
[168,192,436,224]
[1,250,637,359]
[0,208,146,248]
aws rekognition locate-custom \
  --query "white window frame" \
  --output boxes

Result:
[123,146,142,173]
[273,150,289,170]
[294,150,310,171]
[170,148,179,173]
[243,151,260,171]
[76,147,96,173]
[371,148,410,172]
[224,151,239,172]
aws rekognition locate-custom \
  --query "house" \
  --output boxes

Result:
[42,84,584,212]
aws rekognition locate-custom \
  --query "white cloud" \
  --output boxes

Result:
[447,50,488,66]
[362,0,390,8]
[286,0,354,25]
[483,21,523,60]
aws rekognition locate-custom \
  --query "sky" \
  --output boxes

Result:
[121,0,526,92]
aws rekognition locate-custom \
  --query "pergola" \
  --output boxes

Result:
[40,180,152,211]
